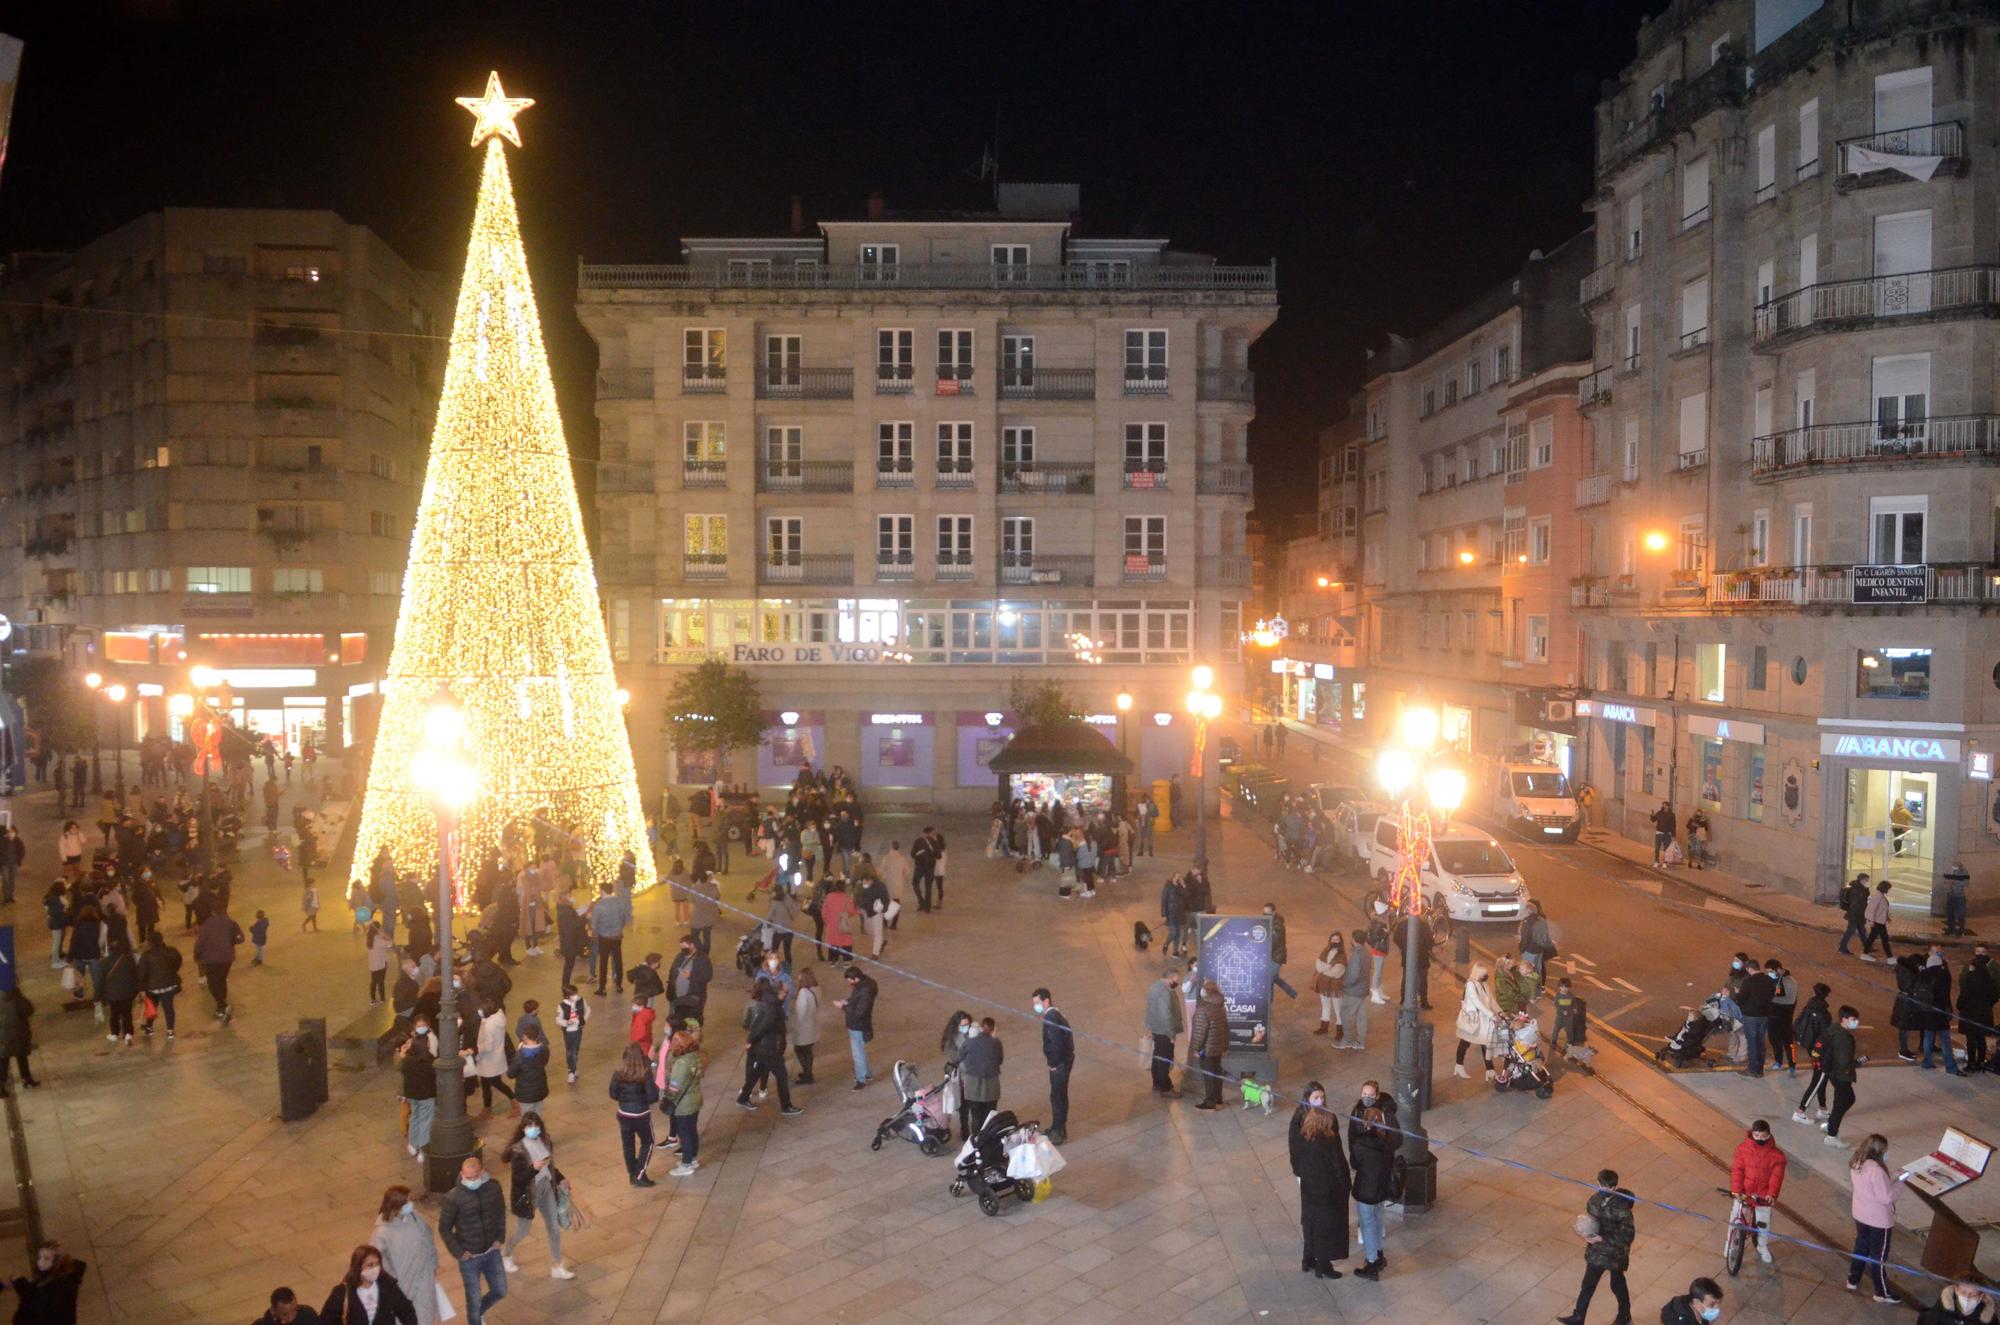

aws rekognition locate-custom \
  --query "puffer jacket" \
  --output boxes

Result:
[1584,1186,1636,1270]
[1190,993,1229,1059]
[1729,1132,1787,1200]
[608,1071,658,1115]
[1349,1125,1398,1204]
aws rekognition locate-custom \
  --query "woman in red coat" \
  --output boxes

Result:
[1728,1120,1789,1264]
[819,881,858,964]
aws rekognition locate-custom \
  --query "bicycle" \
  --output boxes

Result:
[1717,1188,1766,1276]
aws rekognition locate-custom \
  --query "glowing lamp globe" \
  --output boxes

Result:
[1191,665,1214,692]
[1115,692,1134,712]
[168,694,194,719]
[1398,707,1441,751]
[105,684,128,703]
[1425,767,1468,814]
[1377,748,1416,799]
[189,665,219,690]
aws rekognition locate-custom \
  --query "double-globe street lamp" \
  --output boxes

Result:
[1184,665,1222,870]
[1374,706,1467,1213]
[412,685,481,1191]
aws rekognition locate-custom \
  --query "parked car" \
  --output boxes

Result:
[1369,822,1530,937]
[1310,783,1366,815]
[1327,799,1390,874]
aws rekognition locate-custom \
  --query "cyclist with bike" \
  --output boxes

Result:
[1727,1120,1789,1265]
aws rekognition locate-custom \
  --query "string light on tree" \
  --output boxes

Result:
[353,72,655,898]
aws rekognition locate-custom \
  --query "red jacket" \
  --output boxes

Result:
[1730,1134,1788,1201]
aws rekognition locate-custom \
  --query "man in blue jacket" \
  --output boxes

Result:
[590,857,635,996]
[1034,987,1074,1145]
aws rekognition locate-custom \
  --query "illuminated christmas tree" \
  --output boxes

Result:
[353,73,655,897]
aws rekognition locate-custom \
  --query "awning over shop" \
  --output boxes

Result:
[986,722,1136,776]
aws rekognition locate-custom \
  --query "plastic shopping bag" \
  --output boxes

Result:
[937,1075,961,1115]
[1031,1177,1054,1202]
[1030,1135,1067,1178]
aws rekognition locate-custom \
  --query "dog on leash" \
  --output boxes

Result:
[1238,1072,1275,1115]
[1133,920,1153,951]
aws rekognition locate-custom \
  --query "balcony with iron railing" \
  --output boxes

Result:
[1712,562,2000,608]
[1837,120,1965,183]
[934,369,976,397]
[1754,266,2000,347]
[579,259,1278,293]
[1578,365,1616,406]
[1597,53,1747,179]
[682,366,727,394]
[1751,414,2000,477]
[1677,324,1710,353]
[1208,555,1252,587]
[936,464,977,491]
[875,369,916,395]
[998,367,1095,400]
[1580,262,1616,306]
[1197,462,1253,495]
[1569,576,1639,609]
[597,368,656,400]
[759,553,852,586]
[756,461,853,494]
[1000,554,1094,587]
[1122,372,1170,397]
[1676,448,1709,473]
[937,555,976,582]
[875,465,916,490]
[1575,473,1614,508]
[874,554,916,582]
[1122,465,1169,491]
[597,461,656,494]
[682,553,729,582]
[1196,370,1255,402]
[999,462,1093,495]
[1121,556,1169,582]
[682,459,729,489]
[755,367,854,400]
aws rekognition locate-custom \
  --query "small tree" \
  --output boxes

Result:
[662,659,769,779]
[6,656,95,754]
[1008,675,1083,729]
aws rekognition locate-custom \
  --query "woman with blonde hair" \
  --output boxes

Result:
[1453,961,1501,1080]
[369,1186,442,1324]
[1846,1133,1901,1304]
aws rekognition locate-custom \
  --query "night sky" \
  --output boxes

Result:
[0,0,1661,526]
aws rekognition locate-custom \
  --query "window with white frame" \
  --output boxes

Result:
[936,515,974,570]
[1124,515,1165,564]
[1527,615,1550,662]
[1682,156,1711,227]
[1754,384,1773,441]
[1749,508,1770,566]
[1000,334,1034,387]
[1680,275,1710,348]
[1795,368,1816,431]
[1678,392,1709,462]
[684,514,727,564]
[1874,66,1933,136]
[1001,516,1034,566]
[763,425,801,480]
[1529,516,1553,565]
[877,514,913,567]
[763,334,800,387]
[1754,124,1776,199]
[1697,642,1727,702]
[1621,418,1640,479]
[684,421,726,468]
[1623,303,1642,368]
[991,244,1030,281]
[1870,495,1926,564]
[683,328,725,383]
[877,328,913,384]
[1678,516,1707,573]
[1756,258,1774,310]
[936,422,974,478]
[936,329,974,384]
[1001,425,1035,471]
[877,421,914,480]
[1529,417,1554,469]
[1124,422,1167,474]
[1461,447,1477,484]
[1464,356,1482,396]
[1625,193,1643,258]
[1791,503,1814,567]
[1872,354,1930,442]
[1874,211,1933,313]
[1503,506,1527,562]
[371,569,397,595]
[1124,329,1168,389]
[765,516,801,567]
[187,566,251,594]
[272,568,323,594]
[1493,343,1512,382]
[1797,98,1819,178]
[859,243,899,279]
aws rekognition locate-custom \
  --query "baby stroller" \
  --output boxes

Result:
[870,1060,957,1157]
[734,929,766,979]
[1491,1011,1555,1098]
[949,1109,1042,1215]
[1655,992,1731,1067]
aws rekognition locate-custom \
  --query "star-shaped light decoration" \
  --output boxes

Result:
[456,71,534,148]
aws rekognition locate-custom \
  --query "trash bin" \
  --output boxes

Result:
[1152,779,1174,832]
[278,1017,329,1120]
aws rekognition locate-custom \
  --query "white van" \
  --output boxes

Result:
[1370,821,1531,934]
[1490,761,1581,842]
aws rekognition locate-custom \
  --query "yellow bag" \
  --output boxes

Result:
[1031,1178,1053,1202]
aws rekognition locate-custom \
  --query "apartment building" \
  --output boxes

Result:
[1268,415,1368,729]
[1,209,445,753]
[1333,240,1597,774]
[577,185,1276,808]
[1575,0,2000,911]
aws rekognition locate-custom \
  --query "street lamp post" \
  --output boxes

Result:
[1114,691,1134,813]
[1184,666,1221,870]
[82,671,104,794]
[1375,707,1465,1213]
[188,667,222,874]
[102,684,129,798]
[414,686,480,1192]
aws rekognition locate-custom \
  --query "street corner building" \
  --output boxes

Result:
[0,208,448,756]
[1272,0,2000,924]
[577,185,1276,810]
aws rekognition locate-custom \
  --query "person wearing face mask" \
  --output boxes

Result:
[1556,1169,1635,1325]
[1365,899,1392,1005]
[1347,1105,1396,1280]
[1144,966,1185,1098]
[1847,1133,1902,1304]
[1920,1280,1998,1325]
[398,1018,439,1164]
[1347,1080,1398,1150]
[1728,1121,1787,1263]
[500,1112,574,1279]
[1311,933,1347,1040]
[1453,962,1500,1081]
[790,968,821,1085]
[1658,1278,1725,1325]
[1789,982,1835,1125]
[370,1185,443,1325]
[10,1239,87,1324]
[1034,988,1074,1145]
[1337,929,1372,1051]
[1957,952,1997,1074]
[959,1016,1004,1138]
[437,1158,509,1324]
[1915,947,1960,1075]
[1287,1083,1350,1280]
[319,1245,419,1325]
[1819,1005,1863,1146]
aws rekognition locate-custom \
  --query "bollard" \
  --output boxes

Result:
[1454,925,1471,966]
[297,1017,329,1104]
[276,1030,320,1121]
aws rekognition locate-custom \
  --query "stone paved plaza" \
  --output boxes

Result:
[0,766,1947,1324]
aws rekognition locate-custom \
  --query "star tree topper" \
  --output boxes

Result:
[456,71,534,147]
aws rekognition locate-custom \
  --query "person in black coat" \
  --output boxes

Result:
[1288,1082,1350,1280]
[1347,1080,1398,1150]
[318,1245,418,1325]
[1914,949,1959,1075]
[251,1285,321,1324]
[1890,954,1925,1058]
[12,1240,87,1325]
[666,938,712,1022]
[1348,1106,1398,1279]
[1956,953,1998,1072]
[736,979,796,1112]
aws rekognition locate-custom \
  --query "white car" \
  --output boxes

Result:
[1490,761,1582,842]
[1328,799,1391,874]
[1370,822,1530,934]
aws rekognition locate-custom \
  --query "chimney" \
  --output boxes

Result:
[789,194,804,236]
[866,190,885,220]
